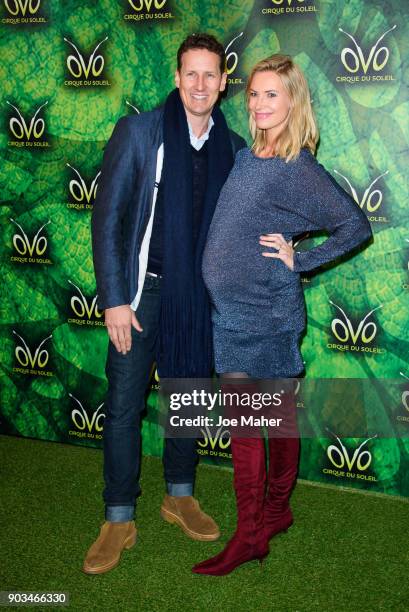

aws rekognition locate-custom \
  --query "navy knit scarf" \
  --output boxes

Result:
[157,89,233,378]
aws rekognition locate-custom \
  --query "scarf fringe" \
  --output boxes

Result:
[158,295,213,378]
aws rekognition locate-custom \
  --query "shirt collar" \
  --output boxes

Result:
[188,116,214,151]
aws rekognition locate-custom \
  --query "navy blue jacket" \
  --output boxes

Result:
[91,106,246,309]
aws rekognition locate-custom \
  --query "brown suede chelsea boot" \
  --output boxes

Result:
[160,495,220,541]
[83,520,137,575]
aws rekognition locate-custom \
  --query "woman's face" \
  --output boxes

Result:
[248,70,292,138]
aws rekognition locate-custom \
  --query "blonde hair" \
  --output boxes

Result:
[246,54,318,161]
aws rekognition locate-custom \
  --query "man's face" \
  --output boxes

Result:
[175,49,227,122]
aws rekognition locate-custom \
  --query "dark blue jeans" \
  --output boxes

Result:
[103,276,198,521]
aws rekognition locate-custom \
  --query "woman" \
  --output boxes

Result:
[192,55,372,576]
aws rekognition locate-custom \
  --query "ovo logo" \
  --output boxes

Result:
[7,100,47,140]
[225,32,243,75]
[10,218,50,257]
[339,25,396,74]
[329,301,382,345]
[64,37,108,79]
[198,426,231,451]
[271,0,305,4]
[334,170,389,213]
[13,330,52,369]
[400,372,409,413]
[327,431,377,472]
[69,280,103,320]
[70,394,105,432]
[67,164,100,204]
[4,0,40,15]
[127,0,166,10]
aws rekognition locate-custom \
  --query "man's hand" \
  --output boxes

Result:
[105,305,143,354]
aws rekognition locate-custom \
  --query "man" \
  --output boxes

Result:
[84,33,245,574]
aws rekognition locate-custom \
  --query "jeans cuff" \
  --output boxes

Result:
[166,482,194,497]
[105,505,135,522]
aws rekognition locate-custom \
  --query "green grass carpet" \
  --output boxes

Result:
[1,434,408,612]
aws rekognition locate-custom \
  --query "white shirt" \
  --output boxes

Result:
[188,116,214,151]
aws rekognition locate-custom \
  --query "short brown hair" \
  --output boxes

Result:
[177,33,225,73]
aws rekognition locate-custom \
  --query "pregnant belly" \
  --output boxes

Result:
[203,241,268,300]
[203,239,302,313]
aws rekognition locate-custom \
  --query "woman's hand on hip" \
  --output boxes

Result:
[259,233,294,270]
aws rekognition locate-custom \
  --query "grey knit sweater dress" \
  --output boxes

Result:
[202,147,372,378]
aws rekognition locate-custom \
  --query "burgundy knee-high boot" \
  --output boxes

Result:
[192,436,269,576]
[263,385,300,540]
[264,436,300,540]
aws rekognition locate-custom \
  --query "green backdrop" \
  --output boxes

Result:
[1,0,408,496]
